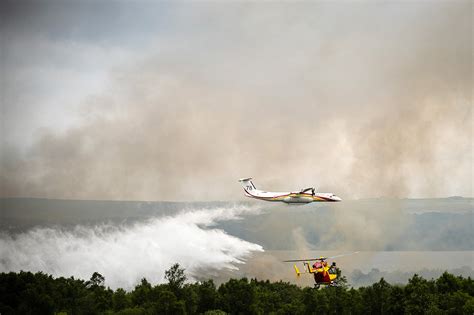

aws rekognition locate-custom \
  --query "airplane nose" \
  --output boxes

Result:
[333,196,342,201]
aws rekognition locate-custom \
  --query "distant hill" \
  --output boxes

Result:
[0,198,232,232]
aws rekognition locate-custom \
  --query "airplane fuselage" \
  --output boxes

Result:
[240,178,342,204]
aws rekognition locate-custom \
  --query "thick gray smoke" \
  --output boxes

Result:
[1,2,472,200]
[0,205,263,289]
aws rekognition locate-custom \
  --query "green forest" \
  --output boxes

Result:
[1,264,473,315]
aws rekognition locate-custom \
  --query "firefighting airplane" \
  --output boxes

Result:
[239,178,342,204]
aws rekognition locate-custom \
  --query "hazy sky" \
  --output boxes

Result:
[1,1,472,200]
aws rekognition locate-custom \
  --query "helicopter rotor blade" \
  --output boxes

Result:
[283,258,327,262]
[283,251,360,263]
[325,251,360,259]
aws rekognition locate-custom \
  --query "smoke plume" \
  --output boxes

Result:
[1,2,472,200]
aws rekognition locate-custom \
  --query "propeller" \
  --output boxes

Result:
[283,251,359,263]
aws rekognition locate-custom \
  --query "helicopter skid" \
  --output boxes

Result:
[314,281,339,289]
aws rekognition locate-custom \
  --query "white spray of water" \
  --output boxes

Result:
[0,205,263,289]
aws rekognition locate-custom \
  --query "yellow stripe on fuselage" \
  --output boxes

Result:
[267,193,327,202]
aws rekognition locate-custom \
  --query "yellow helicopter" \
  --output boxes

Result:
[283,252,358,288]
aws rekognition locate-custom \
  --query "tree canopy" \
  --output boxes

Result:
[0,266,473,314]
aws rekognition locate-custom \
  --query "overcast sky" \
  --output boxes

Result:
[1,1,472,200]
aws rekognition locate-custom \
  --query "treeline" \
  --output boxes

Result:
[1,264,473,315]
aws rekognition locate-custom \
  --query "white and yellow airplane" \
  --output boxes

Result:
[239,177,341,204]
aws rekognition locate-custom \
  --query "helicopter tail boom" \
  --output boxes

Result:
[293,264,301,276]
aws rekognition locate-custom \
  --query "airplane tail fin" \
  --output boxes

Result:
[238,177,256,192]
